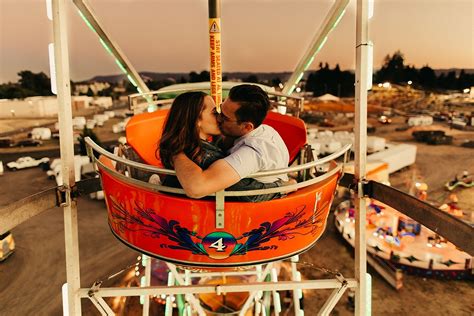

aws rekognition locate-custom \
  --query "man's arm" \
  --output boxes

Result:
[172,153,240,199]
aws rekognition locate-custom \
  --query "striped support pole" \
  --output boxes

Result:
[208,0,223,112]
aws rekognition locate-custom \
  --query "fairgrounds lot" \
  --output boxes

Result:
[0,133,472,315]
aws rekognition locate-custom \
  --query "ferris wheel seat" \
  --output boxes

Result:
[88,107,346,268]
[97,156,341,268]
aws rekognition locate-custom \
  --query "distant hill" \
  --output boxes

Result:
[86,69,473,84]
[87,71,294,83]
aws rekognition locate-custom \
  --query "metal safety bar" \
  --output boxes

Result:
[81,279,358,298]
[85,137,350,198]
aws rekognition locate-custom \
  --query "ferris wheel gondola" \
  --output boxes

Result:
[85,91,351,269]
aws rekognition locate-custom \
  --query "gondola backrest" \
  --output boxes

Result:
[263,111,307,163]
[126,109,168,167]
[126,109,307,166]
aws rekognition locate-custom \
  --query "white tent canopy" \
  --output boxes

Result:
[317,93,340,102]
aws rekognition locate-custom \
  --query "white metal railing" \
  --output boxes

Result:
[85,137,351,199]
[127,86,305,116]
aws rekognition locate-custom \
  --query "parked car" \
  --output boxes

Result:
[14,139,42,147]
[7,156,50,171]
[0,231,15,261]
[426,135,453,145]
[0,137,13,148]
[367,124,376,133]
[395,126,409,132]
[412,130,445,142]
[461,140,474,148]
[378,115,392,124]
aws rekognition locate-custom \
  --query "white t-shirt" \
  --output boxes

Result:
[223,124,289,183]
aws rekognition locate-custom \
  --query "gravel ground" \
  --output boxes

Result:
[0,120,473,315]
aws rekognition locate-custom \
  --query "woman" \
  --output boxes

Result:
[157,91,283,202]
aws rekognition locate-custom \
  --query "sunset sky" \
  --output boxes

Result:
[0,0,473,83]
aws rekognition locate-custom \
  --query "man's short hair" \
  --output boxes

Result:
[229,84,270,128]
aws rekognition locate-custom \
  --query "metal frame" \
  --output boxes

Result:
[72,0,150,96]
[51,0,82,314]
[354,0,370,314]
[81,267,357,316]
[282,0,350,95]
[4,1,370,315]
[0,1,471,314]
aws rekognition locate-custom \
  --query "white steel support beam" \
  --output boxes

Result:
[317,281,348,316]
[355,0,370,315]
[238,264,273,316]
[72,0,150,95]
[142,255,151,316]
[290,256,304,316]
[166,263,206,316]
[282,0,350,95]
[52,0,82,315]
[88,295,115,316]
[79,279,358,298]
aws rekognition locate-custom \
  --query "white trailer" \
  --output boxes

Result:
[112,121,126,133]
[322,141,342,154]
[31,127,52,140]
[367,136,386,153]
[408,116,433,126]
[104,110,115,118]
[92,96,113,109]
[47,155,90,186]
[73,116,86,130]
[93,114,108,126]
[368,143,417,174]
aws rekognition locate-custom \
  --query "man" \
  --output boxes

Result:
[172,84,290,199]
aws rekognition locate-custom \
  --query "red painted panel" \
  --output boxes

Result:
[100,161,340,268]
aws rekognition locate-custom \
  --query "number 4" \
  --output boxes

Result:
[209,238,226,252]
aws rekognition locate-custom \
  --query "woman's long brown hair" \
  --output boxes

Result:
[158,91,207,169]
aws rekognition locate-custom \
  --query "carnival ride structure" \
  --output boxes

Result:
[335,200,472,281]
[0,0,473,316]
[445,172,474,191]
[83,89,352,315]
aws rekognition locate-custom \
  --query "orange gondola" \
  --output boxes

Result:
[86,96,350,268]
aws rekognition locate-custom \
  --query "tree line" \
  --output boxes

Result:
[1,51,473,99]
[0,71,54,99]
[305,51,474,97]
